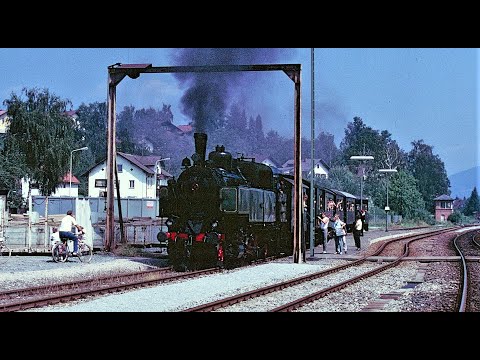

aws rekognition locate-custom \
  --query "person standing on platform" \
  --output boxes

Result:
[353,211,363,250]
[360,209,366,236]
[333,214,346,255]
[318,212,330,253]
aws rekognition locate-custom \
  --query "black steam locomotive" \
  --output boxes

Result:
[158,133,368,271]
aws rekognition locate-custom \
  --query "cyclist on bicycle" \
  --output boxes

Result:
[58,210,83,256]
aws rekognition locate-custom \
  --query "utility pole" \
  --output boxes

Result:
[309,48,315,258]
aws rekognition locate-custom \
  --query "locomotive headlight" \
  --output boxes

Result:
[166,219,173,227]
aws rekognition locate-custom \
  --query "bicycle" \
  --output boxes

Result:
[0,237,12,264]
[51,230,92,263]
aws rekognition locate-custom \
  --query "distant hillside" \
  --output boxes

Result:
[449,166,480,199]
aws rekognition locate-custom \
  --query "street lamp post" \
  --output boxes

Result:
[350,155,374,213]
[69,147,88,197]
[378,168,397,231]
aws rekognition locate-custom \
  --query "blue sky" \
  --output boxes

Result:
[0,48,477,177]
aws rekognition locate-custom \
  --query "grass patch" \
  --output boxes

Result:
[113,244,144,257]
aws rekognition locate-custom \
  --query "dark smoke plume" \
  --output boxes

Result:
[172,48,293,133]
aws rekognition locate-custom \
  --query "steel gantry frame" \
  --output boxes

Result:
[106,63,304,263]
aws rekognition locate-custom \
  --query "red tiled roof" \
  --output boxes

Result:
[178,125,193,133]
[62,172,80,184]
[433,194,454,201]
[65,110,77,117]
[117,152,156,174]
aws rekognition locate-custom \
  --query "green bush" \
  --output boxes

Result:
[448,210,465,224]
[410,208,436,225]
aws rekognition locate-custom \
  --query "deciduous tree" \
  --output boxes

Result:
[387,170,425,218]
[4,87,76,196]
[407,140,450,212]
[3,87,77,247]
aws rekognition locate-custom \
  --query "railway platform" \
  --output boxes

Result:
[307,225,439,260]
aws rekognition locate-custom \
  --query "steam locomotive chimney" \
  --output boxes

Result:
[194,132,207,166]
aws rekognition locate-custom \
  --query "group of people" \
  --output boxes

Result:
[326,199,343,211]
[316,210,365,254]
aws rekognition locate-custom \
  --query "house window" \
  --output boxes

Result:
[117,164,123,173]
[439,201,450,209]
[129,180,135,189]
[95,179,107,188]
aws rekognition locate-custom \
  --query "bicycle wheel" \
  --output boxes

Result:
[77,242,92,263]
[52,243,68,263]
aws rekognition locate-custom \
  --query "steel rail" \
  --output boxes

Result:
[0,267,220,312]
[184,228,459,312]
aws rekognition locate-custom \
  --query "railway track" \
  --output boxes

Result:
[453,229,480,312]
[6,226,477,312]
[0,267,220,312]
[182,227,460,312]
[1,251,288,312]
[472,232,480,249]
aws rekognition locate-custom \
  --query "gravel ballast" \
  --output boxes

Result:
[2,226,477,312]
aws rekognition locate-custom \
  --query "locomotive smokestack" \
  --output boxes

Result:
[194,132,207,166]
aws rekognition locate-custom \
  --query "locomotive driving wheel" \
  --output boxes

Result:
[169,236,190,272]
[257,242,268,260]
[223,228,246,269]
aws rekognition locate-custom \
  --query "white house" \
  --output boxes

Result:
[56,173,81,197]
[21,173,81,198]
[280,158,330,179]
[248,155,282,174]
[0,110,9,134]
[84,152,173,199]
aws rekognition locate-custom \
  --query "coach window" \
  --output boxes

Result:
[220,188,237,212]
[327,194,335,210]
[347,200,354,211]
[319,194,325,211]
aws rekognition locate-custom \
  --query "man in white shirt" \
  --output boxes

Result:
[58,210,83,255]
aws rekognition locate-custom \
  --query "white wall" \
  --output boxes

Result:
[0,113,9,134]
[0,194,6,240]
[87,157,156,199]
[313,163,329,178]
[52,183,79,197]
[21,178,79,198]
